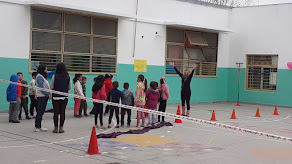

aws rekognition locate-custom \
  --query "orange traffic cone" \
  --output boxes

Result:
[175,105,182,123]
[210,110,217,121]
[273,106,279,115]
[230,109,237,119]
[255,107,261,117]
[87,126,101,155]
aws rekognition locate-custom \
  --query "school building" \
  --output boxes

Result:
[0,0,292,110]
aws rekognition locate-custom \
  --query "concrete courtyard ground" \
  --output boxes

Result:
[1,102,292,164]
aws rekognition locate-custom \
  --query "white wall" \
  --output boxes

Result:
[229,4,292,69]
[0,2,30,59]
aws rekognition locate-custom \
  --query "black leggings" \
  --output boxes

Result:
[158,100,167,122]
[109,106,119,125]
[181,91,191,110]
[94,103,103,126]
[52,99,68,127]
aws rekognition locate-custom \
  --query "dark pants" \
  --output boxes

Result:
[109,106,119,125]
[20,97,29,118]
[158,100,167,122]
[105,105,110,114]
[79,100,88,115]
[181,91,191,110]
[52,99,68,127]
[94,103,103,126]
[35,97,48,128]
[121,108,131,125]
[29,95,37,116]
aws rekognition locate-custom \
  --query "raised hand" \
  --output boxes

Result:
[193,64,198,70]
[169,62,175,67]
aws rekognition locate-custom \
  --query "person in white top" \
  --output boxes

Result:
[73,74,84,118]
[29,72,37,118]
[34,65,50,132]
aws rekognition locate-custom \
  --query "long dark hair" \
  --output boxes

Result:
[56,63,68,76]
[160,78,165,93]
[92,75,104,92]
[73,74,82,84]
[138,74,147,92]
[37,64,47,79]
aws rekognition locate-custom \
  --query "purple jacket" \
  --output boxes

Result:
[145,88,160,109]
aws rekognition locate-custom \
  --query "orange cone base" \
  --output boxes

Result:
[175,119,182,123]
[235,102,241,106]
[87,151,101,155]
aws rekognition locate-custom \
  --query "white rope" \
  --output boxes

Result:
[1,78,291,143]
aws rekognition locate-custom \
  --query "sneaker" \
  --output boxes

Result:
[34,128,40,132]
[142,123,147,127]
[13,120,20,123]
[108,125,112,128]
[9,120,13,123]
[74,115,81,118]
[84,114,89,117]
[26,116,32,120]
[78,114,82,117]
[100,125,105,129]
[95,125,99,128]
[40,128,48,132]
[127,124,131,128]
[115,125,120,128]
[33,116,36,119]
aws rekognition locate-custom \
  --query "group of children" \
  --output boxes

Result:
[7,63,170,132]
[72,73,170,129]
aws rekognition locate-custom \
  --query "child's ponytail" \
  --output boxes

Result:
[144,78,148,92]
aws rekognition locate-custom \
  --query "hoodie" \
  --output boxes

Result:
[7,75,19,102]
[145,87,160,109]
[158,77,169,100]
[122,89,134,106]
[104,78,113,96]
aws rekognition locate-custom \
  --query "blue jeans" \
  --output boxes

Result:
[35,96,48,128]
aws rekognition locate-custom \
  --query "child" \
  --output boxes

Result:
[135,74,147,127]
[104,73,113,116]
[89,77,98,115]
[92,75,106,129]
[79,76,88,117]
[29,72,37,118]
[73,74,84,118]
[146,81,160,126]
[7,75,21,123]
[107,81,123,128]
[121,83,134,127]
[158,77,169,122]
[18,72,31,120]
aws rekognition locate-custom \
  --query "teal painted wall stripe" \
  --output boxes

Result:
[0,57,229,111]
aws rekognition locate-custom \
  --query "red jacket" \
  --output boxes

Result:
[92,85,107,104]
[17,81,22,98]
[104,79,113,96]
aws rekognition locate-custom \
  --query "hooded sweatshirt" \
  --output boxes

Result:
[104,78,113,96]
[7,75,19,102]
[145,87,160,109]
[158,77,169,100]
[122,89,134,106]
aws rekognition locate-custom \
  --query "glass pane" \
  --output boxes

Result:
[64,35,90,53]
[203,32,218,47]
[92,56,116,73]
[31,53,61,71]
[167,28,184,43]
[63,55,90,72]
[167,45,183,59]
[263,68,277,90]
[93,38,116,55]
[165,60,183,74]
[32,10,62,31]
[247,67,262,89]
[32,31,61,51]
[65,14,91,34]
[93,18,117,36]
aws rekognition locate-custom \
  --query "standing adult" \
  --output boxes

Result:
[50,63,71,133]
[169,62,197,117]
[34,65,50,132]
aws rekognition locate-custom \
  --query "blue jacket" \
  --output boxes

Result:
[7,75,19,102]
[107,88,123,103]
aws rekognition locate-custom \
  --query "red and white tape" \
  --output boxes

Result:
[1,78,291,142]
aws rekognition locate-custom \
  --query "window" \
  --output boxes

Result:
[165,27,218,77]
[246,55,278,91]
[30,9,117,73]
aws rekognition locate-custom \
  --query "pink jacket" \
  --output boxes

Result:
[92,85,106,103]
[158,77,169,100]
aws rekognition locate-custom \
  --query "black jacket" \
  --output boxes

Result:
[174,66,194,93]
[107,88,123,103]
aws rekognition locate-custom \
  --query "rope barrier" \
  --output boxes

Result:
[1,78,291,143]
